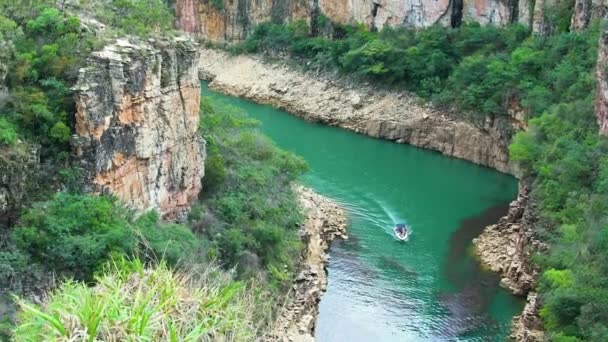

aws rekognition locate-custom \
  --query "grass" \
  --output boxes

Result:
[13,257,259,341]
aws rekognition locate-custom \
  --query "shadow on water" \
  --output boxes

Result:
[437,203,522,339]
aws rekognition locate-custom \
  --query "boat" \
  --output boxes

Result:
[394,223,410,241]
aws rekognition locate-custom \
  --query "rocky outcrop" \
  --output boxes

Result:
[472,183,546,341]
[0,144,40,228]
[462,0,515,25]
[596,17,608,135]
[174,0,602,40]
[473,184,539,295]
[73,37,205,219]
[511,292,545,342]
[174,0,534,41]
[571,0,607,31]
[199,48,515,174]
[270,186,347,342]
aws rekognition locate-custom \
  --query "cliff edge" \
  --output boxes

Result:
[72,37,205,218]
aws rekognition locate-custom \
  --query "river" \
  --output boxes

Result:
[202,82,523,341]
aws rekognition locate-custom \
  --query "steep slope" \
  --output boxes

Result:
[72,37,205,218]
[174,0,605,41]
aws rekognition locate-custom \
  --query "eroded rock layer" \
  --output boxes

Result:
[270,186,347,342]
[199,48,515,174]
[73,37,204,218]
[175,0,599,41]
[472,183,546,341]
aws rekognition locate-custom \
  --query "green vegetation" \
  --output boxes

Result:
[2,193,199,282]
[195,98,308,289]
[508,84,608,339]
[0,0,174,155]
[231,21,595,120]
[232,18,608,340]
[14,258,258,341]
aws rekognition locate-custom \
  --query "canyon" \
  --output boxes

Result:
[199,48,515,174]
[174,0,607,41]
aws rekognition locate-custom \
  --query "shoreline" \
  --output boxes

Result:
[198,48,541,340]
[472,183,545,341]
[269,186,347,341]
[198,48,516,175]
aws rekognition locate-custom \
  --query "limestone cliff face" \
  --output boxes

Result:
[174,0,600,40]
[73,37,204,218]
[175,0,528,41]
[596,18,608,135]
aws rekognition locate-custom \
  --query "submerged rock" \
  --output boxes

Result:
[72,37,205,219]
[473,183,546,341]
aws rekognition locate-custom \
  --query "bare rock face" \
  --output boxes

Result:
[174,0,529,41]
[174,0,200,33]
[462,0,514,25]
[73,37,204,218]
[571,0,607,31]
[199,48,515,174]
[269,186,347,341]
[0,144,40,227]
[596,18,608,135]
[511,292,545,342]
[473,182,546,340]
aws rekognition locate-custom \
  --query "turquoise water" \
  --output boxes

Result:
[202,83,523,341]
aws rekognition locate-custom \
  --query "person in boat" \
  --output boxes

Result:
[395,223,407,237]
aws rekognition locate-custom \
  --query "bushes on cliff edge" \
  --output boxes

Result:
[231,20,597,119]
[13,258,258,341]
[194,98,307,290]
[5,193,199,282]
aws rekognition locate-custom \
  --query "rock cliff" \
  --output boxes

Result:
[571,0,607,31]
[174,0,597,41]
[270,186,347,341]
[0,144,40,228]
[472,183,546,341]
[199,48,515,174]
[72,37,205,219]
[596,17,608,135]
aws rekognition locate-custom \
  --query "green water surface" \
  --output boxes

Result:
[202,83,523,341]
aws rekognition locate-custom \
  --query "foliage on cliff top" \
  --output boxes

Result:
[230,20,598,122]
[13,257,258,341]
[193,97,307,291]
[2,193,200,283]
[0,0,176,153]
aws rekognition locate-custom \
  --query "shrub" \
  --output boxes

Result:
[195,99,306,288]
[13,258,258,341]
[0,117,17,144]
[9,194,200,280]
[11,193,136,278]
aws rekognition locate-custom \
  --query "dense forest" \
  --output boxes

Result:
[1,0,608,340]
